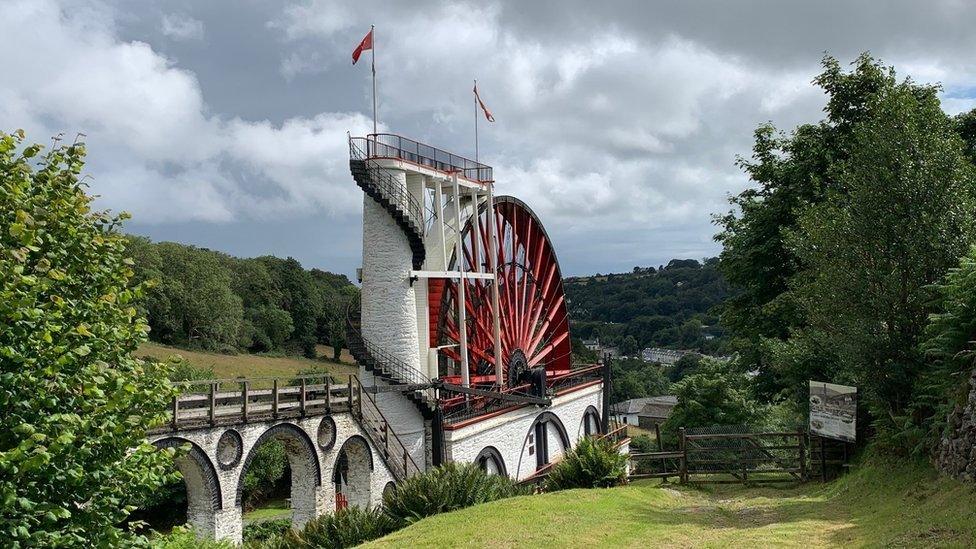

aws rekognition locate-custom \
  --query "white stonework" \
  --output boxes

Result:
[151,413,396,545]
[443,384,604,480]
[361,167,422,374]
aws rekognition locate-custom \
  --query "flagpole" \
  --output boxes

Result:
[474,79,479,163]
[371,25,377,136]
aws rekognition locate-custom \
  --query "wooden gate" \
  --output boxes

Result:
[680,427,806,484]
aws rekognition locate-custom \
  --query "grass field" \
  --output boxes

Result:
[368,457,976,548]
[136,341,358,380]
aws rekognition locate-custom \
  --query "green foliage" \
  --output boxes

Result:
[382,462,525,528]
[717,54,976,446]
[129,238,355,357]
[163,355,215,382]
[243,518,291,544]
[0,131,177,546]
[910,247,976,453]
[668,353,702,383]
[149,526,235,549]
[662,359,765,443]
[610,357,670,403]
[242,440,289,510]
[544,436,628,491]
[566,259,729,355]
[273,506,395,549]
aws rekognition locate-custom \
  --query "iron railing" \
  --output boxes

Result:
[352,376,423,481]
[349,136,426,234]
[353,133,492,182]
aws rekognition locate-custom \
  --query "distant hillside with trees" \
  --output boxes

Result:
[126,237,357,359]
[565,258,730,356]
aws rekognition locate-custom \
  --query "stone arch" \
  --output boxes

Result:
[475,446,508,477]
[516,411,571,478]
[580,405,602,438]
[236,423,322,529]
[333,435,374,509]
[153,437,223,537]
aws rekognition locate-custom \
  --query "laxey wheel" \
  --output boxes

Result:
[434,196,571,388]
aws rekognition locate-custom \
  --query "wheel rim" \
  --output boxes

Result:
[436,196,571,385]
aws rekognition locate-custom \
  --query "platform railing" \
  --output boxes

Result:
[160,373,348,431]
[349,137,426,230]
[353,133,492,182]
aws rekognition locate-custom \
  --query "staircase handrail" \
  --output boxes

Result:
[349,136,425,229]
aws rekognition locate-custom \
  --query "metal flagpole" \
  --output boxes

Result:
[474,79,479,163]
[371,25,377,136]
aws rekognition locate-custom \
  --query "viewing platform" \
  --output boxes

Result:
[349,133,492,183]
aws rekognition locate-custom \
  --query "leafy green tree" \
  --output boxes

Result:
[248,305,294,352]
[785,60,975,431]
[668,353,702,383]
[620,335,639,356]
[0,131,176,546]
[259,257,323,358]
[662,359,764,441]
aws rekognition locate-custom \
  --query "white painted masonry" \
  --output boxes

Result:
[150,413,396,545]
[443,384,604,480]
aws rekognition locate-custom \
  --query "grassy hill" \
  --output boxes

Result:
[136,341,357,380]
[367,458,976,548]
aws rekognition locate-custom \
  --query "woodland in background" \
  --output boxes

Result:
[126,237,357,360]
[565,258,730,356]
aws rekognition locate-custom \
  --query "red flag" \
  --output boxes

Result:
[352,28,373,65]
[473,83,495,122]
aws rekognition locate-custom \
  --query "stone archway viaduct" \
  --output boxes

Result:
[149,375,414,544]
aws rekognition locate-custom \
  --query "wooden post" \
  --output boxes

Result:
[655,423,663,452]
[325,377,331,412]
[242,380,249,423]
[171,394,179,431]
[799,431,807,481]
[272,379,279,419]
[348,375,355,416]
[820,435,826,483]
[209,382,217,426]
[300,378,307,417]
[679,427,688,484]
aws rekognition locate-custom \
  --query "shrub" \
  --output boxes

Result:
[544,436,628,491]
[149,526,235,549]
[241,440,289,510]
[0,131,177,545]
[242,518,291,544]
[383,462,525,528]
[273,507,395,548]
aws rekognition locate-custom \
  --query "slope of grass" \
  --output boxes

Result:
[367,458,976,548]
[137,342,357,380]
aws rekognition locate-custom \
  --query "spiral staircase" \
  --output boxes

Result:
[347,137,436,419]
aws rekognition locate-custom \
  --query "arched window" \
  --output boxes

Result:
[474,446,507,477]
[582,406,602,437]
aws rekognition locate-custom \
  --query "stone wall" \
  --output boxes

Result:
[150,412,396,544]
[938,368,976,480]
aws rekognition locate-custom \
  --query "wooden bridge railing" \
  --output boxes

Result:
[160,373,351,432]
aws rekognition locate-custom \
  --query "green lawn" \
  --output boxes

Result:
[136,342,357,381]
[368,458,976,548]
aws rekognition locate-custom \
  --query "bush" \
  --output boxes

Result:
[149,526,235,549]
[272,507,395,549]
[241,440,289,510]
[544,436,628,491]
[383,462,525,528]
[242,518,291,544]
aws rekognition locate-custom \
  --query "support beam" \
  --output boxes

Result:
[410,270,493,280]
[439,382,551,406]
[487,182,504,387]
[452,172,470,388]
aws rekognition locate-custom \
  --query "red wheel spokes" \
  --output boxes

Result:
[436,197,571,381]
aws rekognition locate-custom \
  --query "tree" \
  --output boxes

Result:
[0,131,175,545]
[662,359,764,441]
[785,61,975,430]
[620,335,639,356]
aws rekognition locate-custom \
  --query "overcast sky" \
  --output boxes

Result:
[4,0,976,278]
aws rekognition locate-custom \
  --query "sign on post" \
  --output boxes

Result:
[808,381,856,442]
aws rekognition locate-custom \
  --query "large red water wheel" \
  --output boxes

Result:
[435,196,571,387]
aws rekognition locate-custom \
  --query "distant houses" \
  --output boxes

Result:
[610,396,678,428]
[582,338,620,361]
[641,347,695,365]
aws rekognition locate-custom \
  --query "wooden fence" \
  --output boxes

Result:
[627,427,810,485]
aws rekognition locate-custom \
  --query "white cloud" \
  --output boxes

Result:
[161,13,204,41]
[0,0,373,223]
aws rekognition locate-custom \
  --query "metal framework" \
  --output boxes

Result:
[436,197,572,386]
